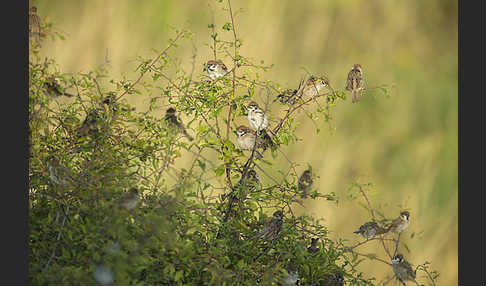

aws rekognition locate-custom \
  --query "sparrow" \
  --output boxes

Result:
[298,169,313,198]
[281,265,299,286]
[48,157,73,187]
[204,60,229,80]
[302,76,329,97]
[392,254,418,286]
[353,221,387,239]
[320,273,345,286]
[275,89,299,105]
[222,169,260,205]
[43,77,74,98]
[307,237,320,254]
[235,169,260,194]
[346,64,364,103]
[246,101,274,147]
[76,95,115,137]
[164,107,193,141]
[254,210,284,241]
[247,101,269,131]
[386,211,410,234]
[94,263,114,286]
[29,6,41,44]
[77,108,105,137]
[236,125,266,157]
[221,169,260,222]
[117,188,140,211]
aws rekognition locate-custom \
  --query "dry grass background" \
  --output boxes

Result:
[31,0,457,285]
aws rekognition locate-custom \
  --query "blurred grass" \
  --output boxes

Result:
[31,0,457,285]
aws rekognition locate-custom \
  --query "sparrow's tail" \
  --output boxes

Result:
[353,230,362,235]
[260,130,274,149]
[377,226,387,235]
[182,129,193,141]
[352,90,359,103]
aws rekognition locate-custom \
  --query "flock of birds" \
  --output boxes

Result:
[32,5,417,284]
[44,58,416,285]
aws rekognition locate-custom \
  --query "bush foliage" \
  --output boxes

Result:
[29,1,438,285]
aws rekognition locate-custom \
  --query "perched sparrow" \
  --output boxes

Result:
[298,169,313,198]
[48,157,73,187]
[236,169,260,193]
[117,188,140,211]
[353,221,387,239]
[346,64,364,103]
[223,169,260,204]
[247,101,269,131]
[254,210,284,241]
[281,265,299,286]
[302,76,329,97]
[164,107,193,141]
[392,254,417,286]
[43,77,74,98]
[77,108,105,137]
[29,6,41,44]
[275,89,299,105]
[246,101,274,147]
[386,211,410,234]
[236,125,266,157]
[204,60,229,80]
[320,273,345,286]
[77,96,115,137]
[307,237,320,254]
[221,169,260,222]
[94,263,114,286]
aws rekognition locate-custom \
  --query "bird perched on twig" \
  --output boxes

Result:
[307,237,320,254]
[47,157,73,187]
[221,169,260,222]
[246,101,269,131]
[76,95,116,137]
[392,254,419,286]
[43,77,74,98]
[164,107,193,141]
[222,169,260,206]
[281,264,299,286]
[117,188,140,211]
[29,6,41,44]
[253,210,284,241]
[204,60,229,80]
[246,101,274,147]
[386,211,410,234]
[346,64,364,103]
[94,263,114,286]
[298,169,313,198]
[235,169,260,195]
[235,125,267,158]
[319,273,345,286]
[76,108,106,137]
[353,221,387,239]
[302,76,330,97]
[275,89,299,105]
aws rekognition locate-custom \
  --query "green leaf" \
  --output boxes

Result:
[214,165,225,176]
[222,23,232,31]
